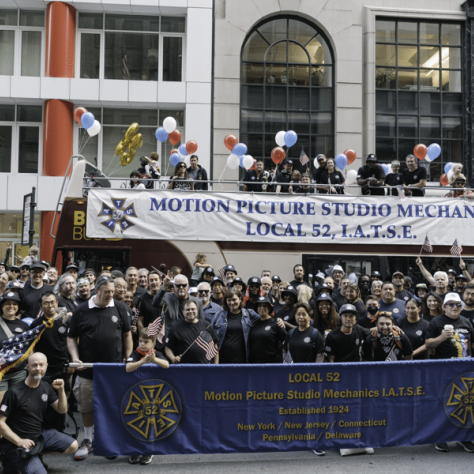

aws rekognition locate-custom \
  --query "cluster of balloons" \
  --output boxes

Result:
[275,130,298,148]
[224,135,254,170]
[75,107,101,137]
[440,162,459,186]
[114,123,144,167]
[413,143,441,162]
[326,149,357,171]
[169,140,199,167]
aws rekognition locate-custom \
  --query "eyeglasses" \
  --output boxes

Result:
[445,303,462,308]
[175,283,187,288]
[455,181,466,185]
[178,165,186,169]
[198,290,209,294]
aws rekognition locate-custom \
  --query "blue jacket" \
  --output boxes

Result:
[211,308,259,362]
[203,301,222,323]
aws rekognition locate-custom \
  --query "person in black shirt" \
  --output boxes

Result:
[312,293,339,340]
[165,300,218,364]
[356,154,385,195]
[248,296,286,363]
[276,285,298,329]
[167,163,194,190]
[137,271,162,333]
[186,155,208,191]
[384,160,404,196]
[56,274,78,315]
[402,154,427,197]
[290,264,311,289]
[275,160,293,193]
[210,277,225,306]
[414,283,428,302]
[461,283,474,324]
[244,277,261,311]
[125,267,147,307]
[231,277,247,294]
[76,278,91,305]
[0,353,78,474]
[397,298,429,359]
[358,275,372,302]
[292,173,316,195]
[344,284,367,325]
[392,271,413,302]
[421,292,443,322]
[319,157,345,194]
[312,154,327,186]
[242,160,268,192]
[455,274,468,295]
[22,264,53,320]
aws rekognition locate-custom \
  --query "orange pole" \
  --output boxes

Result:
[40,211,57,264]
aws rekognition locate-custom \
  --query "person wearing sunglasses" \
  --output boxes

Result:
[425,292,474,453]
[197,281,222,323]
[444,173,474,199]
[167,163,194,190]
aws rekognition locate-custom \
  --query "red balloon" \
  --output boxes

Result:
[224,134,238,151]
[168,130,182,146]
[440,173,449,186]
[414,144,427,160]
[186,140,198,155]
[271,147,286,165]
[74,107,88,125]
[344,149,356,165]
[170,148,179,156]
[250,159,256,170]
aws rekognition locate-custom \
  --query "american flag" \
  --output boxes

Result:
[147,315,165,343]
[216,267,226,282]
[299,148,310,167]
[195,329,218,361]
[451,239,463,256]
[122,36,131,80]
[422,235,433,253]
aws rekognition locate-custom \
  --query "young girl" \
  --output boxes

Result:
[191,253,211,286]
[129,170,146,189]
[126,329,169,465]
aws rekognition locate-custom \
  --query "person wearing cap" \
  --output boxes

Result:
[201,267,215,284]
[210,276,225,306]
[19,262,30,286]
[137,271,162,334]
[276,285,298,329]
[371,271,381,281]
[188,287,198,297]
[461,281,474,323]
[290,264,311,289]
[8,265,20,282]
[314,283,332,298]
[271,275,281,300]
[402,154,427,197]
[312,293,339,338]
[223,265,238,287]
[66,264,79,280]
[242,159,268,193]
[22,264,53,320]
[231,277,247,294]
[312,154,327,186]
[244,277,263,311]
[261,277,273,301]
[391,271,413,302]
[248,296,286,363]
[55,274,78,315]
[445,268,457,286]
[0,292,30,403]
[454,274,468,295]
[425,292,474,452]
[331,265,345,287]
[384,160,404,196]
[275,160,294,194]
[378,281,406,321]
[403,276,414,293]
[414,283,428,301]
[356,154,386,195]
[198,281,222,323]
[445,173,474,199]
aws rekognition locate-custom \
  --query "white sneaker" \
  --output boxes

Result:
[74,439,93,461]
[365,448,375,454]
[340,448,368,456]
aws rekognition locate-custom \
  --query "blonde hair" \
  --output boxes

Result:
[297,284,313,304]
[193,253,207,266]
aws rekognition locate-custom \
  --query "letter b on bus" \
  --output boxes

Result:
[74,211,86,226]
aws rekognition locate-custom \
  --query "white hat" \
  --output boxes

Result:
[188,287,198,295]
[332,265,345,275]
[442,292,465,310]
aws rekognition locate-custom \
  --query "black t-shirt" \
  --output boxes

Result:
[461,308,474,326]
[57,295,78,313]
[275,172,292,193]
[22,283,53,319]
[137,292,160,328]
[244,298,259,312]
[395,289,413,302]
[219,312,246,364]
[384,172,404,196]
[361,332,413,361]
[171,177,192,190]
[0,318,30,373]
[276,306,296,326]
[284,327,325,363]
[289,280,311,289]
[425,314,474,359]
[133,285,147,307]
[166,319,218,364]
[243,170,267,192]
[357,165,385,195]
[211,295,223,306]
[320,170,345,194]
[126,349,167,363]
[273,300,284,316]
[325,325,370,362]
[293,185,315,195]
[397,317,430,360]
[68,300,131,379]
[30,314,70,374]
[313,166,325,183]
[403,167,427,197]
[248,318,287,363]
[0,381,57,440]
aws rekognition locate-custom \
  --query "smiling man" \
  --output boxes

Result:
[22,264,53,320]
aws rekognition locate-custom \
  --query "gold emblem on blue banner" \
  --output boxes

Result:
[444,373,474,428]
[98,198,137,234]
[121,379,182,441]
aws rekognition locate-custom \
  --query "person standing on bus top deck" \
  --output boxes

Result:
[242,160,267,193]
[384,160,404,196]
[312,154,327,186]
[186,155,208,190]
[356,154,386,196]
[129,170,146,190]
[402,154,427,197]
[275,160,293,193]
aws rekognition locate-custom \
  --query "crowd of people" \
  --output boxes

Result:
[0,249,473,472]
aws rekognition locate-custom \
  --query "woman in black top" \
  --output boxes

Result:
[312,292,340,340]
[398,298,429,359]
[344,283,367,324]
[319,158,345,194]
[275,285,297,330]
[421,292,443,322]
[248,296,287,363]
[167,162,194,190]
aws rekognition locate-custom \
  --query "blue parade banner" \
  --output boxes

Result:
[93,360,474,456]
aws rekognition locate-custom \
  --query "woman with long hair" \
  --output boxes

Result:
[319,157,345,194]
[313,293,340,339]
[129,170,146,189]
[167,162,194,190]
[398,298,429,359]
[344,283,366,323]
[421,292,443,322]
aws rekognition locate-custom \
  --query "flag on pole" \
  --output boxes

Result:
[450,239,463,256]
[122,36,131,80]
[422,234,433,253]
[216,267,226,282]
[299,148,310,167]
[195,330,218,361]
[147,315,165,343]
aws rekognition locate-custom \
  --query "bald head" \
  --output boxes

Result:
[28,352,47,365]
[27,352,48,381]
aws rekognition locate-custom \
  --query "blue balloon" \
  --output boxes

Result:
[239,156,245,168]
[233,143,247,157]
[170,153,181,167]
[381,164,389,174]
[427,143,441,161]
[284,130,298,148]
[155,127,168,142]
[335,153,348,170]
[178,144,187,156]
[81,112,95,130]
[444,162,453,174]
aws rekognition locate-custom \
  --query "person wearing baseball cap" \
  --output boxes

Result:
[312,154,327,185]
[455,274,468,295]
[425,292,474,452]
[201,266,215,284]
[392,271,413,302]
[223,265,237,287]
[210,276,225,307]
[244,277,262,311]
[357,154,386,195]
[384,160,404,196]
[275,160,294,194]
[66,264,79,279]
[277,285,298,328]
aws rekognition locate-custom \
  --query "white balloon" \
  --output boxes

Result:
[184,155,191,167]
[243,155,254,170]
[346,169,357,185]
[313,157,319,169]
[163,116,177,133]
[227,154,240,169]
[87,120,101,137]
[275,131,286,147]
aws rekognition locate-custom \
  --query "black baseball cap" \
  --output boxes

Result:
[247,277,262,286]
[366,154,377,162]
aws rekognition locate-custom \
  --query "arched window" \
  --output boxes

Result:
[240,16,334,172]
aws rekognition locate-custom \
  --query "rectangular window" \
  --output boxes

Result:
[0,30,15,75]
[18,126,39,173]
[0,126,12,173]
[163,37,182,81]
[80,33,100,79]
[375,18,463,180]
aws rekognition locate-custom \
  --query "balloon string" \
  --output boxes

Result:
[217,164,228,190]
[79,134,90,155]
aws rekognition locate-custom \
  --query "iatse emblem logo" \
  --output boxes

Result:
[444,373,474,428]
[98,198,137,234]
[121,379,182,441]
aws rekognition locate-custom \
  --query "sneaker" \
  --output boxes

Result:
[365,448,375,454]
[340,448,369,456]
[74,439,93,460]
[129,456,141,464]
[106,456,117,460]
[457,441,474,453]
[435,442,449,452]
[140,455,154,465]
[312,449,325,456]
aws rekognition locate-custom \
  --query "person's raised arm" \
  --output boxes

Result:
[416,257,435,285]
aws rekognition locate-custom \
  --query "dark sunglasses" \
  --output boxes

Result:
[445,303,462,308]
[175,283,187,288]
[198,290,210,294]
